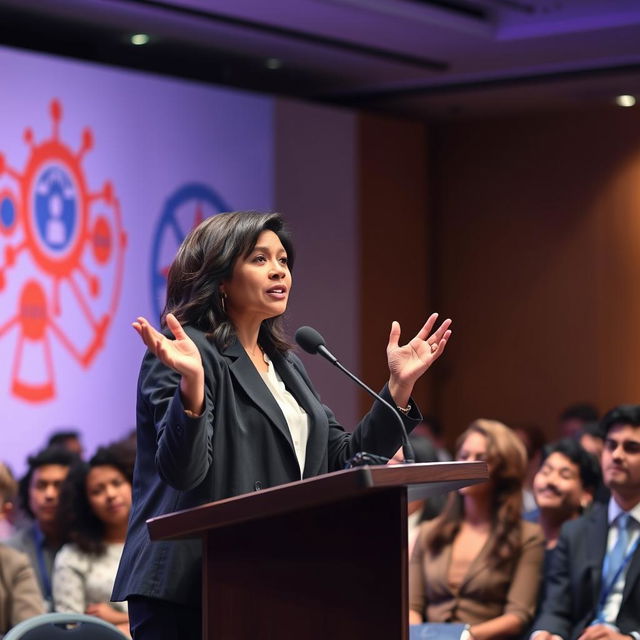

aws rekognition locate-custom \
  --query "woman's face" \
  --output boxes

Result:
[456,431,492,496]
[224,230,292,324]
[86,465,132,526]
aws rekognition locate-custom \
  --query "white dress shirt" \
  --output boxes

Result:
[598,498,640,628]
[261,352,309,476]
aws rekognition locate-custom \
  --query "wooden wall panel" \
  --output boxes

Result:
[432,108,640,444]
[358,114,432,418]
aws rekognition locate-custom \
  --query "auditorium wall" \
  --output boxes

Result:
[0,41,429,472]
[429,107,640,444]
[7,39,639,469]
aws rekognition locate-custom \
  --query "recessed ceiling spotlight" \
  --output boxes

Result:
[265,58,283,70]
[130,33,150,46]
[615,95,636,108]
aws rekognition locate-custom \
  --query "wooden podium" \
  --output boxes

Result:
[147,461,487,640]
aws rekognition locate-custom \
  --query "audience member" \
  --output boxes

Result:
[577,422,610,504]
[530,438,600,549]
[413,416,452,462]
[514,423,548,513]
[52,445,132,636]
[409,419,545,639]
[0,463,18,540]
[6,446,77,609]
[527,438,601,608]
[577,422,611,504]
[578,421,606,459]
[47,430,84,459]
[558,403,599,439]
[532,404,640,640]
[0,543,45,635]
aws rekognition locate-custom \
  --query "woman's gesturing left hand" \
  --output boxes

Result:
[386,313,452,406]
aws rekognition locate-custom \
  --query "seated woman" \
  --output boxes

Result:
[0,543,44,634]
[52,445,132,636]
[409,419,545,639]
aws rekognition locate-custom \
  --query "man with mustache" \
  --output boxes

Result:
[532,405,640,640]
[531,438,600,552]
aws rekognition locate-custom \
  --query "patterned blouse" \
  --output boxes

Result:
[52,542,127,613]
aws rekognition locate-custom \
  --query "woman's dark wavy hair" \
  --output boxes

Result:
[426,419,527,569]
[56,444,134,556]
[162,211,295,352]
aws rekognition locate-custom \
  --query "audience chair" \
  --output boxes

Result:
[3,612,128,640]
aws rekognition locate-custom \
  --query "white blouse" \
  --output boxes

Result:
[261,353,309,476]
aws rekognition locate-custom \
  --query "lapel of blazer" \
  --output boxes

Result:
[459,534,492,591]
[586,505,609,607]
[222,339,295,452]
[621,518,640,606]
[269,349,328,478]
[430,541,455,596]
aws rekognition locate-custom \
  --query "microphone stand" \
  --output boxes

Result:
[319,347,415,465]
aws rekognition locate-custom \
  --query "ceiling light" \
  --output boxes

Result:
[130,34,150,46]
[615,95,636,108]
[265,58,283,70]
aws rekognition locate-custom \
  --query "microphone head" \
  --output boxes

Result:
[295,326,326,355]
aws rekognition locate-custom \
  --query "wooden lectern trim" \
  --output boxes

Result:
[147,461,487,542]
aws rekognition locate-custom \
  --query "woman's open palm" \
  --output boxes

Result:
[133,313,203,379]
[386,313,452,387]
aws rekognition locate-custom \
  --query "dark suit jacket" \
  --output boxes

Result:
[5,524,57,607]
[532,502,640,639]
[112,327,421,605]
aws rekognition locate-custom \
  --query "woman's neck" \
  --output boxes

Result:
[232,318,268,372]
[230,315,262,354]
[104,521,128,544]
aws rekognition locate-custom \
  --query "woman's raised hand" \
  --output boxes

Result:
[133,313,203,380]
[386,313,452,406]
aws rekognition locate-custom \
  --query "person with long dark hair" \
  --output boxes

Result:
[53,445,133,636]
[112,211,452,639]
[409,419,545,639]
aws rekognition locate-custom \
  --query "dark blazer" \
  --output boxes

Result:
[112,327,421,605]
[532,502,640,639]
[5,524,57,607]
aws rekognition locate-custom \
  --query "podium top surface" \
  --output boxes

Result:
[147,460,488,541]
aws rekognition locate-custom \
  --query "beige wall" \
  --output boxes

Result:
[275,102,433,430]
[274,98,360,427]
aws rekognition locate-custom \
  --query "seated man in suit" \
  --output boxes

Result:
[532,404,640,640]
[529,438,600,549]
[526,438,601,609]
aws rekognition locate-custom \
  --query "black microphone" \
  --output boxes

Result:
[295,326,415,464]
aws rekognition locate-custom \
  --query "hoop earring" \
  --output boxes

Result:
[220,292,227,314]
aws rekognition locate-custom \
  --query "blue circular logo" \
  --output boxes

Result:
[33,165,77,255]
[0,196,15,230]
[150,183,231,322]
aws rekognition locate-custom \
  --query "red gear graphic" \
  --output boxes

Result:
[0,99,127,402]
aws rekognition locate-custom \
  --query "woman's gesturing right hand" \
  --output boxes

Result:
[133,313,205,414]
